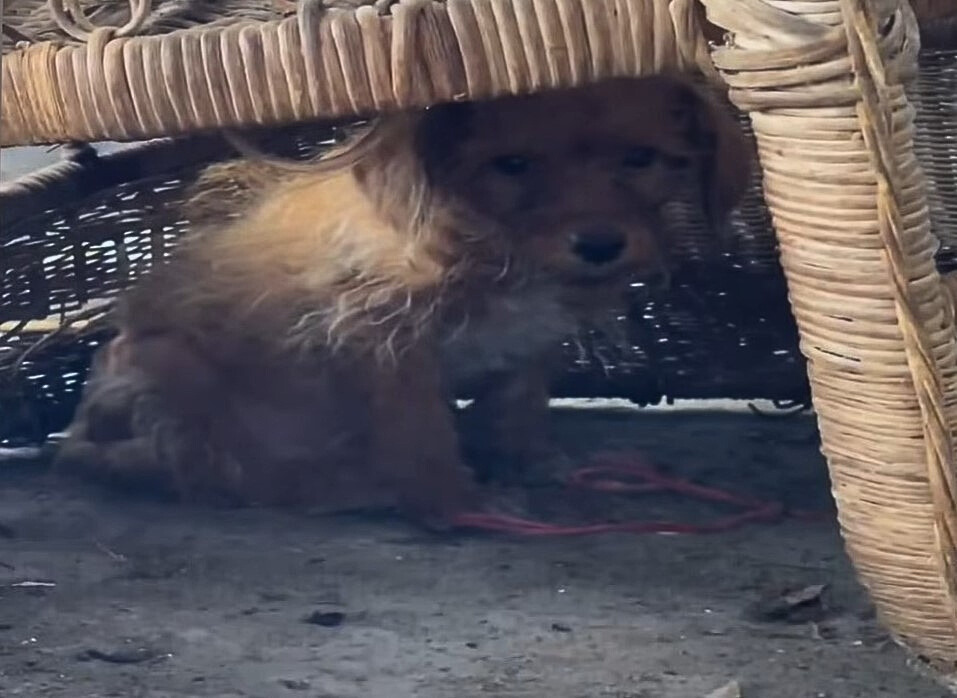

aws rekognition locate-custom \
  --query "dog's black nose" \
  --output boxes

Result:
[571,228,627,265]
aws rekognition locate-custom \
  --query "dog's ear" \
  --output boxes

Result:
[415,100,473,180]
[678,81,753,234]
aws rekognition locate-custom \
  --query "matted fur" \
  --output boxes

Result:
[55,75,751,526]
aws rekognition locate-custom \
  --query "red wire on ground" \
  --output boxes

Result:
[451,451,827,537]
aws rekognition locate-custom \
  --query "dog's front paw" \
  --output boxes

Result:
[468,440,572,488]
[514,443,575,487]
[398,465,482,531]
[479,483,533,519]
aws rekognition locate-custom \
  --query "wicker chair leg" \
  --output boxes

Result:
[703,0,957,682]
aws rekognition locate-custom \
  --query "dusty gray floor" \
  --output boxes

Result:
[0,403,950,698]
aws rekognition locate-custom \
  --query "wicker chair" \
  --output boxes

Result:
[4,0,957,685]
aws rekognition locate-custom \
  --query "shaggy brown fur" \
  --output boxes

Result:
[55,76,751,527]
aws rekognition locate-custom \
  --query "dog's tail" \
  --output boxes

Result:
[184,119,384,226]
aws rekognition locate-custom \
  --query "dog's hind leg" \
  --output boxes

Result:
[55,332,239,501]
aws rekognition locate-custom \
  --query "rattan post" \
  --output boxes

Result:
[703,0,957,679]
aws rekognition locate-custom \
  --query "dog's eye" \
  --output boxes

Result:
[622,147,658,169]
[490,155,531,176]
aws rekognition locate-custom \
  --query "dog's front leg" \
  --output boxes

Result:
[369,349,480,527]
[460,363,562,485]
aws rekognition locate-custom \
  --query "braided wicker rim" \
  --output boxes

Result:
[1,1,955,146]
[1,0,722,147]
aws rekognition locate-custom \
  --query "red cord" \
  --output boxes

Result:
[451,451,827,537]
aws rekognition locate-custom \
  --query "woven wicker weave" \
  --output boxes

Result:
[5,0,957,684]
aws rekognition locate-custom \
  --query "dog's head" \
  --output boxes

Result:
[405,75,751,289]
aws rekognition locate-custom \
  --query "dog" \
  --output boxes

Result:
[54,75,751,527]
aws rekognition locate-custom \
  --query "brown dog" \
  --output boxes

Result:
[55,76,751,526]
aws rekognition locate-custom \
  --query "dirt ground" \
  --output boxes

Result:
[0,401,951,698]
